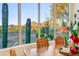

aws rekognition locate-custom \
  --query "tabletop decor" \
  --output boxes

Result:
[58,21,79,56]
[69,22,79,54]
[59,46,79,56]
[59,49,79,56]
[59,22,79,56]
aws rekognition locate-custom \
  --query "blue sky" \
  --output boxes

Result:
[0,3,51,25]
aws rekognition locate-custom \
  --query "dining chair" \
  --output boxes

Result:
[55,36,65,49]
[9,49,16,56]
[23,50,27,56]
[36,38,49,55]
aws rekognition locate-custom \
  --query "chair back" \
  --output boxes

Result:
[55,36,65,48]
[36,38,49,55]
[9,49,16,56]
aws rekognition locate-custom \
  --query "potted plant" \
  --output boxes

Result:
[45,34,54,40]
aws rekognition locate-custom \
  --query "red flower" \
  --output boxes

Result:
[75,37,79,44]
[70,35,76,40]
[73,40,78,44]
[70,35,79,44]
[70,47,77,54]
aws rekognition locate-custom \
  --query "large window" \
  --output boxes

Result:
[0,3,70,49]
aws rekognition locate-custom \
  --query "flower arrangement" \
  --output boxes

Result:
[70,35,79,54]
[59,22,79,55]
[69,22,79,54]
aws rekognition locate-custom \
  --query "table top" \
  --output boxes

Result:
[27,45,63,56]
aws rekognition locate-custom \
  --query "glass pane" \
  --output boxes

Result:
[22,3,37,44]
[8,3,18,47]
[40,3,53,40]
